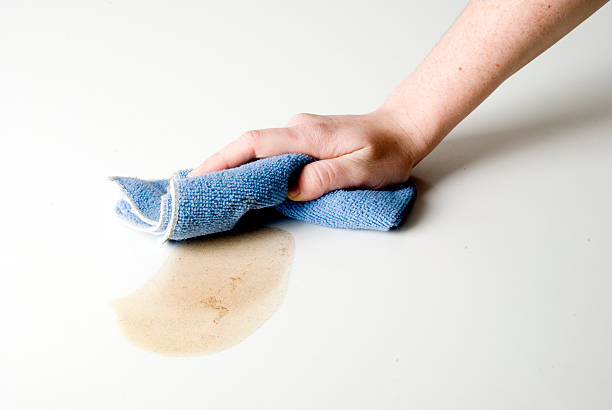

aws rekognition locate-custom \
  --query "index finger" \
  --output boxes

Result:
[188,126,312,177]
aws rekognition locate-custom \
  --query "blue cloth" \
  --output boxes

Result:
[111,154,416,240]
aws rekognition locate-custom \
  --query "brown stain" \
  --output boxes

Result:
[201,296,229,324]
[112,227,295,356]
[229,275,244,292]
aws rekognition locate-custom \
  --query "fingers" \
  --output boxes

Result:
[287,153,368,201]
[188,127,310,177]
[188,138,252,177]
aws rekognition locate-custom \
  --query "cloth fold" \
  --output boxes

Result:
[111,154,416,240]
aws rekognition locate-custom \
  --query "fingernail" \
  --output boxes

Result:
[287,188,300,200]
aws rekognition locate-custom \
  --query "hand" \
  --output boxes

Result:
[188,109,430,201]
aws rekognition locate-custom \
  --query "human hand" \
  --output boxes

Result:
[188,109,430,201]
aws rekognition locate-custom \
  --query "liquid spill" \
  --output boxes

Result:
[112,227,295,356]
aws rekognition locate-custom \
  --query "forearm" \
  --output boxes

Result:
[382,0,608,156]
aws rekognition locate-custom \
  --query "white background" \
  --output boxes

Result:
[1,1,611,409]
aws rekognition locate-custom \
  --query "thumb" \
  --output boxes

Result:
[287,155,367,201]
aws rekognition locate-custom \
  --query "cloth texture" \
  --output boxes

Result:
[111,154,416,240]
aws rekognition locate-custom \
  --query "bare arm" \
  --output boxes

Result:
[189,0,608,201]
[383,0,609,154]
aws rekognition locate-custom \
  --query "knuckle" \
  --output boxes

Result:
[284,126,302,143]
[240,129,262,145]
[307,162,335,188]
[239,130,263,157]
[288,112,317,126]
[308,119,333,136]
[295,121,334,145]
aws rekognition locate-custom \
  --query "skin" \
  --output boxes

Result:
[189,0,609,201]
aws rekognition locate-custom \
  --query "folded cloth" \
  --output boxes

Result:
[111,154,416,241]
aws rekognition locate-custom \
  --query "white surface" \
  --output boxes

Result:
[1,1,611,409]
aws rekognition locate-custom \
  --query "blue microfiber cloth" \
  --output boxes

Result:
[111,154,416,241]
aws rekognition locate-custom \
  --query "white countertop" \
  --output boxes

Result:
[1,1,611,409]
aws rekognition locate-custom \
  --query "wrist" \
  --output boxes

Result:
[374,94,447,165]
[381,81,454,146]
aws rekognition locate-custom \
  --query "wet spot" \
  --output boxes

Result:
[112,227,295,356]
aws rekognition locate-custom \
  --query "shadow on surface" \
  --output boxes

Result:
[401,74,612,230]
